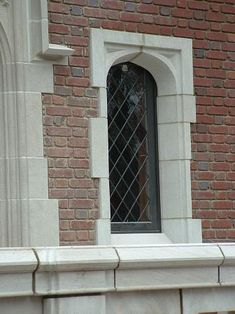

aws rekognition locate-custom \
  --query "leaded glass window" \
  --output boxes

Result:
[107,62,161,233]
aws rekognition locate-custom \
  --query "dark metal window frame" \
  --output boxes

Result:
[107,62,161,233]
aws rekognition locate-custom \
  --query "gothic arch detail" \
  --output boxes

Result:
[89,28,201,245]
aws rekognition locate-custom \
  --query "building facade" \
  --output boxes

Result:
[43,0,235,245]
[0,0,234,313]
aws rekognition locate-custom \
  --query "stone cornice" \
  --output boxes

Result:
[1,244,235,297]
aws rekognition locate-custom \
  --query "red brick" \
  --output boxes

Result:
[207,32,227,42]
[213,201,233,210]
[107,10,120,20]
[194,78,211,87]
[60,231,77,241]
[65,36,89,46]
[46,107,71,116]
[209,125,228,134]
[120,12,142,22]
[212,182,231,190]
[189,20,210,30]
[138,23,160,34]
[156,16,176,26]
[66,77,89,87]
[208,107,228,115]
[228,34,235,42]
[221,4,235,14]
[101,0,124,10]
[160,26,172,36]
[68,138,88,148]
[203,230,216,239]
[66,16,89,26]
[173,28,193,38]
[172,8,193,18]
[137,4,158,14]
[69,199,94,209]
[48,3,69,14]
[177,0,186,8]
[102,20,125,30]
[83,7,106,18]
[153,0,176,6]
[188,1,209,11]
[223,23,235,33]
[47,148,74,158]
[49,24,69,34]
[206,69,226,79]
[206,12,225,22]
[207,50,227,60]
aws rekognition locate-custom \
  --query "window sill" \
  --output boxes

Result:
[111,233,172,245]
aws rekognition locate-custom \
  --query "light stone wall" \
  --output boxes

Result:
[0,0,73,246]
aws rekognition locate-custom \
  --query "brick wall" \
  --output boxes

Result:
[44,0,235,244]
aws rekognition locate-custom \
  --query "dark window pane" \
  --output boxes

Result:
[107,62,161,233]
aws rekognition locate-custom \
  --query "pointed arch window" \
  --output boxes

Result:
[107,62,161,233]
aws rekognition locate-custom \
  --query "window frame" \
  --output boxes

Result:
[89,28,202,245]
[107,62,161,233]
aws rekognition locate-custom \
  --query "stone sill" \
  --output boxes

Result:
[1,244,235,297]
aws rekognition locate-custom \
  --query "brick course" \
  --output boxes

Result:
[45,0,235,244]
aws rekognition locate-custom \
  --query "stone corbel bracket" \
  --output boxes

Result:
[30,0,74,61]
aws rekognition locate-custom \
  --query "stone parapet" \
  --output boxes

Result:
[1,244,235,313]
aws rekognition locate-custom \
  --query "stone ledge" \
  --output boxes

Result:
[0,244,234,297]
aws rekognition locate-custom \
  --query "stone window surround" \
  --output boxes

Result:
[89,28,202,245]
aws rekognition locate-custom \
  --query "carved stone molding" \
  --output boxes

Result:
[0,0,9,6]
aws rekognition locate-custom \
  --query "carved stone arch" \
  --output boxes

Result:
[108,50,178,96]
[89,28,202,245]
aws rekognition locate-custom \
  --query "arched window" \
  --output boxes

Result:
[107,62,161,233]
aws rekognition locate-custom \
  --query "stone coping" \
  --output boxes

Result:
[0,244,235,296]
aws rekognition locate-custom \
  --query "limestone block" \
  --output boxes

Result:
[0,297,42,314]
[0,157,49,199]
[0,248,37,297]
[36,270,114,295]
[115,245,222,290]
[106,290,181,314]
[18,92,44,157]
[35,246,117,294]
[99,178,110,219]
[0,273,34,297]
[90,28,106,87]
[96,219,111,245]
[159,160,192,219]
[115,245,222,269]
[44,295,105,314]
[182,287,235,314]
[35,247,118,272]
[162,218,202,243]
[219,244,235,285]
[158,122,191,160]
[98,87,108,118]
[89,118,109,178]
[111,233,172,245]
[157,95,196,124]
[0,199,59,247]
[115,266,219,291]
